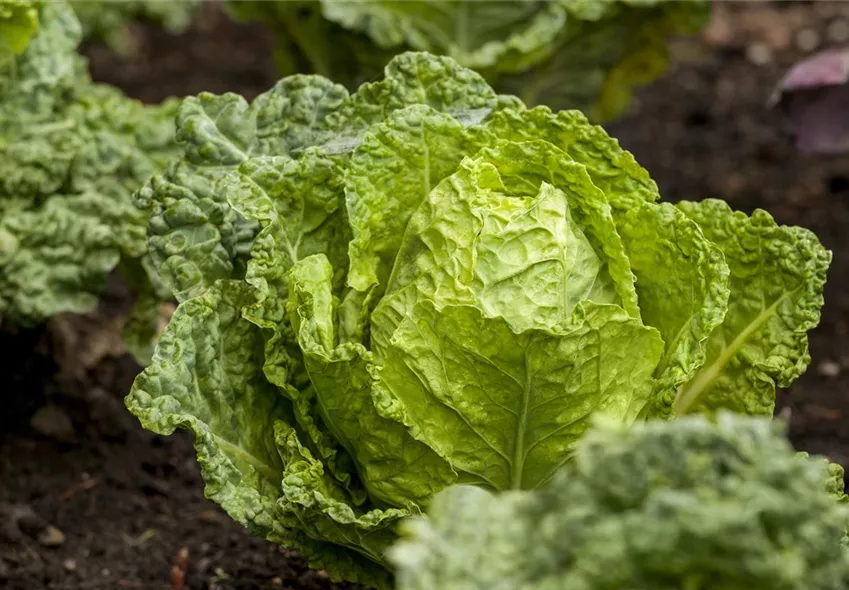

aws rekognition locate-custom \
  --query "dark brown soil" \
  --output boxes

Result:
[4,1,849,589]
[0,279,368,590]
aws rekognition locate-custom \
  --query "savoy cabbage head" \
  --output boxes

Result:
[226,0,710,121]
[0,0,177,357]
[126,52,829,587]
[391,413,849,590]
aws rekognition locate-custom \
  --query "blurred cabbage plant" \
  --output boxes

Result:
[226,0,710,121]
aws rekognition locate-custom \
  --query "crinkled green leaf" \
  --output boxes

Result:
[345,105,481,292]
[224,151,358,494]
[377,139,642,334]
[0,124,80,198]
[275,422,403,573]
[674,199,830,416]
[0,1,83,118]
[126,280,391,588]
[142,52,502,302]
[324,51,504,136]
[376,298,662,491]
[121,292,165,366]
[392,414,849,590]
[225,151,350,334]
[613,201,730,418]
[138,74,347,301]
[481,106,660,207]
[289,254,458,507]
[0,1,177,339]
[0,193,123,320]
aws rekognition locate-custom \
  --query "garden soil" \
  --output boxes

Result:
[3,2,849,589]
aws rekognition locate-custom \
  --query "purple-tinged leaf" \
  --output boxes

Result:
[770,46,849,155]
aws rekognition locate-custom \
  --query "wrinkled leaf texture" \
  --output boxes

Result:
[0,1,178,356]
[128,52,829,587]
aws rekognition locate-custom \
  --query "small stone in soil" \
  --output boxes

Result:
[796,28,821,52]
[29,405,75,442]
[827,19,849,43]
[63,558,77,572]
[818,360,842,378]
[746,42,773,65]
[38,525,65,547]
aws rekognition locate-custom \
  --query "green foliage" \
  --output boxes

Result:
[392,413,849,590]
[126,52,829,586]
[226,0,710,121]
[0,1,177,343]
[0,0,38,67]
[70,0,200,54]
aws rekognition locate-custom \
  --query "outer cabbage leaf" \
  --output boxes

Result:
[289,255,458,507]
[224,151,351,340]
[224,151,359,490]
[137,74,347,301]
[141,51,502,302]
[392,414,849,590]
[673,199,830,416]
[614,201,730,418]
[126,280,395,588]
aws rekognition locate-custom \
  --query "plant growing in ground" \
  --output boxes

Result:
[0,0,179,361]
[126,51,829,587]
[391,413,849,590]
[226,0,710,121]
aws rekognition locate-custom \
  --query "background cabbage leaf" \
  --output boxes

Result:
[227,0,710,122]
[0,1,179,358]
